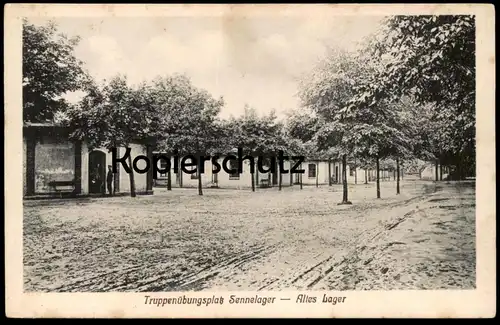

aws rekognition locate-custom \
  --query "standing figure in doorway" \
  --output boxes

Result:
[107,165,114,196]
[91,164,103,194]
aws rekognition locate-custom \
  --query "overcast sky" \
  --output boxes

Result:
[29,16,384,119]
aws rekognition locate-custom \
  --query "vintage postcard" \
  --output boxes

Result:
[4,3,496,318]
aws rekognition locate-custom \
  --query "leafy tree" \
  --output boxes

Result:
[130,74,226,194]
[65,75,154,197]
[154,76,224,196]
[66,73,224,197]
[299,48,376,204]
[229,106,288,191]
[349,15,475,179]
[23,19,88,122]
[286,109,323,143]
[285,109,325,189]
[345,100,413,198]
[144,75,200,189]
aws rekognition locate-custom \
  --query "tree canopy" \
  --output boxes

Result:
[23,19,89,122]
[24,14,476,199]
[348,15,476,175]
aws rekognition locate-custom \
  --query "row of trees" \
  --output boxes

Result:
[23,19,296,196]
[23,15,475,200]
[291,15,475,204]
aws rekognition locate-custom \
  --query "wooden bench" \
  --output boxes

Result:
[48,180,76,194]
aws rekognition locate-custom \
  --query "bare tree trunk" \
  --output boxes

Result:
[435,159,439,181]
[167,169,172,191]
[179,164,183,188]
[365,168,368,184]
[198,172,203,195]
[197,153,203,196]
[354,158,357,184]
[196,154,202,195]
[300,163,303,190]
[251,162,255,192]
[396,158,400,195]
[338,154,351,205]
[315,162,319,188]
[376,156,381,199]
[127,154,136,197]
[279,169,282,191]
[328,159,332,186]
[439,162,443,181]
[457,152,462,181]
[343,155,348,201]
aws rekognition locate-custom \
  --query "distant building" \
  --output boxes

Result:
[420,162,450,180]
[152,152,370,189]
[23,122,154,198]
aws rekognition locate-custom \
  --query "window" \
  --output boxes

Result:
[229,159,240,180]
[308,164,316,178]
[349,166,354,177]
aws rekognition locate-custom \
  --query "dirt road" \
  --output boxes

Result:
[23,180,476,292]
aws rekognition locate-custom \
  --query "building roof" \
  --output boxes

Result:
[23,121,72,138]
[23,121,66,128]
[23,121,155,145]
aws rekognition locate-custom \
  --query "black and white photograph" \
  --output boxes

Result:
[5,3,496,319]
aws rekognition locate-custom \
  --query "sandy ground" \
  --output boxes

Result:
[23,178,476,292]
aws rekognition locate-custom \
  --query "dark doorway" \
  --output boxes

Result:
[272,171,278,186]
[89,150,106,194]
[335,166,339,183]
[271,160,280,185]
